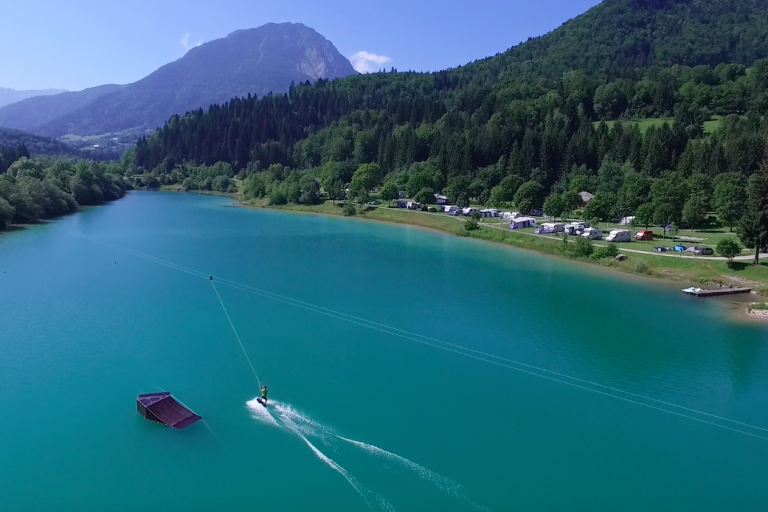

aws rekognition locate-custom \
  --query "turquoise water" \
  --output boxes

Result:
[1,191,767,511]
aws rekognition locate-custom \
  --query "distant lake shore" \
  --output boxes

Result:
[223,194,768,319]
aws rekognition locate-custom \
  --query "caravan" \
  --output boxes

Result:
[443,205,459,214]
[581,227,602,240]
[501,211,521,221]
[540,222,565,234]
[605,229,631,242]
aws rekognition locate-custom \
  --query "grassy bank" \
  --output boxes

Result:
[596,116,722,134]
[240,198,768,294]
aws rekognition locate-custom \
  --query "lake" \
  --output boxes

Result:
[1,191,767,511]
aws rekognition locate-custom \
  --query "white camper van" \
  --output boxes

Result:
[581,227,602,240]
[605,229,631,242]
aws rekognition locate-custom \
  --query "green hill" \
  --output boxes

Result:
[485,0,768,76]
[130,0,768,243]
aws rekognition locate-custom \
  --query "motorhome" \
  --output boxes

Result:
[581,227,602,240]
[605,229,631,242]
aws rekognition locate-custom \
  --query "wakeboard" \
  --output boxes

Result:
[256,398,267,407]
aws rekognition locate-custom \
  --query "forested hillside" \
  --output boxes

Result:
[0,128,84,158]
[130,0,768,257]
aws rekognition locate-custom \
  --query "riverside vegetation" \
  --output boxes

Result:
[0,146,130,230]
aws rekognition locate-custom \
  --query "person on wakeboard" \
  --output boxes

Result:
[260,385,268,406]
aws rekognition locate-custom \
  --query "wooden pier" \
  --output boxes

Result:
[683,287,752,298]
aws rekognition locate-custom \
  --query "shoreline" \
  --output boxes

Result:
[230,196,768,317]
[746,303,768,322]
[13,188,765,324]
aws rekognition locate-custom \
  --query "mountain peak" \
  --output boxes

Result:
[0,23,357,138]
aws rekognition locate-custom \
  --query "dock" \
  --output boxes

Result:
[682,287,752,297]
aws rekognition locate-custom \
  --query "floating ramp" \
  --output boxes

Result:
[137,392,202,430]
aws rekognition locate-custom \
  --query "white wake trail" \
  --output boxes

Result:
[246,399,392,511]
[284,418,378,510]
[337,436,490,512]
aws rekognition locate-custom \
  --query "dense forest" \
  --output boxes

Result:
[127,0,768,259]
[0,147,131,230]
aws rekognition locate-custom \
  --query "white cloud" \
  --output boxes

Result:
[349,51,392,73]
[180,33,202,52]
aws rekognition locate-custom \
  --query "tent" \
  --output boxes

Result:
[509,217,536,229]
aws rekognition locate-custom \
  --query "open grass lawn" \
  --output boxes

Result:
[596,116,722,134]
[704,116,722,134]
[481,218,746,254]
[591,223,747,254]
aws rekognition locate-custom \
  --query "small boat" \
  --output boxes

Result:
[682,287,703,295]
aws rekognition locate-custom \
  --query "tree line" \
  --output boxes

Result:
[0,145,30,174]
[0,150,131,231]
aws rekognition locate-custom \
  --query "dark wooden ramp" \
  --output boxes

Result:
[137,392,202,430]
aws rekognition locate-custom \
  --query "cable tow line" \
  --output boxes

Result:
[210,276,262,389]
[14,209,768,443]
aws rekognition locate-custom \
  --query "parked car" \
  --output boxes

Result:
[635,230,654,241]
[605,229,631,242]
[674,245,687,252]
[685,246,714,256]
[581,228,603,240]
[653,246,670,252]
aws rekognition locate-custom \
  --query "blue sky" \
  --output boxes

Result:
[2,0,601,91]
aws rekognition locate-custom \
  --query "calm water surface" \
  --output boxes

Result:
[1,192,767,511]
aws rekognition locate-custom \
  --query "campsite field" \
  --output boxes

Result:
[526,224,749,255]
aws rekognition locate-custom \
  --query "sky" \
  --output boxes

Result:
[1,0,602,91]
